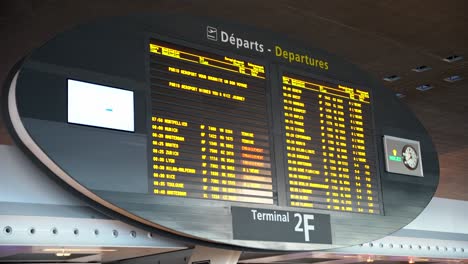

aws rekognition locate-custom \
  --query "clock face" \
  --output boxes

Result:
[402,145,419,170]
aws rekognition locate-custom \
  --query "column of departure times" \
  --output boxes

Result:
[319,94,355,212]
[149,39,274,204]
[349,101,377,214]
[282,73,381,215]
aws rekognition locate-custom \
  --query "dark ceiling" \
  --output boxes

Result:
[0,0,467,199]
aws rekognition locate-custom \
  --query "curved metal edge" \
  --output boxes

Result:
[2,67,325,252]
[3,69,218,248]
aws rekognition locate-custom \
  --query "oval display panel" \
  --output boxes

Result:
[3,14,439,251]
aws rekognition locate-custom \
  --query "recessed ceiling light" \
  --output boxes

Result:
[416,84,432,91]
[383,75,400,82]
[444,75,463,83]
[412,65,431,72]
[56,252,71,257]
[415,258,430,262]
[442,55,463,63]
[395,93,406,98]
[43,248,116,253]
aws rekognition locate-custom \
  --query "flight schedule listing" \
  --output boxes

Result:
[149,39,274,204]
[281,73,382,214]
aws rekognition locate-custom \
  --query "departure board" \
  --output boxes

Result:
[149,39,274,204]
[8,14,440,250]
[147,39,382,213]
[281,73,381,214]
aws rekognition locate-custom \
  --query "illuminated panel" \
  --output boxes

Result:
[149,39,273,204]
[281,73,382,214]
[67,79,134,132]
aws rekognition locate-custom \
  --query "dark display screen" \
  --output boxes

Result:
[281,73,380,214]
[149,39,274,204]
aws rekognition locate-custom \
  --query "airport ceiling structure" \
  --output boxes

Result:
[0,0,467,263]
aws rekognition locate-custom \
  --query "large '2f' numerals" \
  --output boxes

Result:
[294,213,315,242]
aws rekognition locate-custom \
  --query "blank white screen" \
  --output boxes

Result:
[67,79,134,132]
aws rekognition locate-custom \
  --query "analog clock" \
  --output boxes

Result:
[402,145,419,170]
